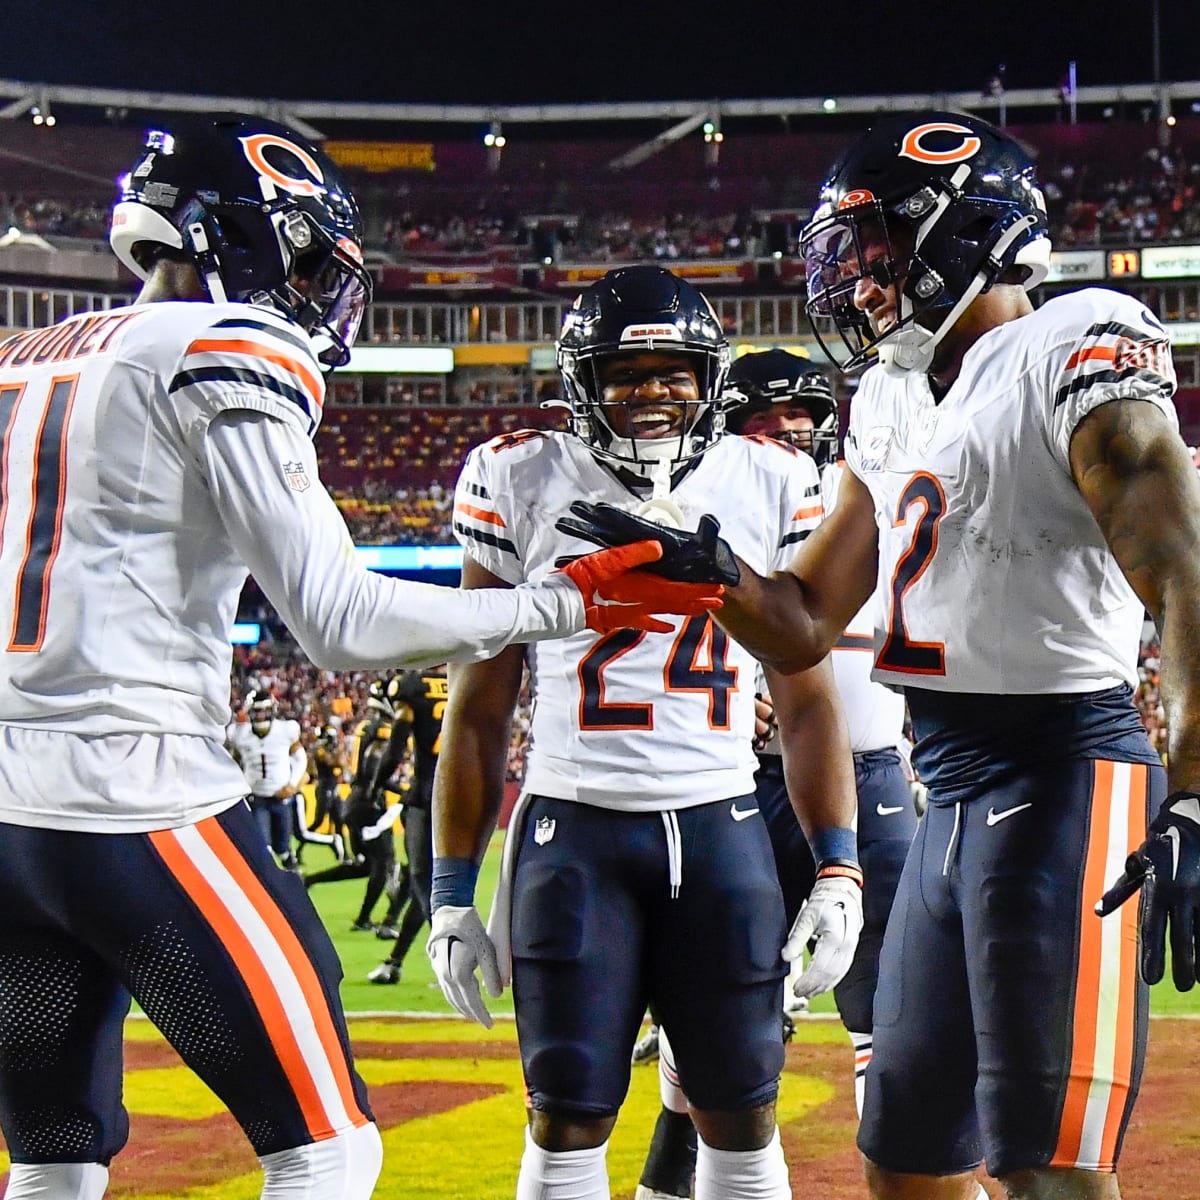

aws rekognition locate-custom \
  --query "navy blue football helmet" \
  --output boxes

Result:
[800,111,1050,375]
[556,265,731,480]
[110,113,371,367]
[724,349,838,467]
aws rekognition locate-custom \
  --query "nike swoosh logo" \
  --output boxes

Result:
[876,804,905,816]
[1166,826,1181,877]
[986,802,1033,826]
[730,803,760,822]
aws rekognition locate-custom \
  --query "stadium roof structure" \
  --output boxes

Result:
[2,76,1199,167]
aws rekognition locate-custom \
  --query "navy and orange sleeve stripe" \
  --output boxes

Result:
[168,316,324,434]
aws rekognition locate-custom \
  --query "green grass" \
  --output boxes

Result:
[309,831,1200,1019]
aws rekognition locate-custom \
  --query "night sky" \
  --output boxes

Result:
[6,0,1198,107]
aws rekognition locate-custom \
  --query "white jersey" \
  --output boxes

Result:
[0,301,588,832]
[821,463,906,752]
[845,288,1177,695]
[229,718,302,797]
[454,430,823,811]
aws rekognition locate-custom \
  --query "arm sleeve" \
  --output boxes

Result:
[1044,295,1178,468]
[288,744,307,789]
[772,452,825,571]
[169,307,325,438]
[368,719,411,797]
[450,441,527,584]
[200,411,587,670]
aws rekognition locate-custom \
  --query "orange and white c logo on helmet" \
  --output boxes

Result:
[838,188,876,209]
[898,122,982,165]
[337,236,363,263]
[239,133,325,197]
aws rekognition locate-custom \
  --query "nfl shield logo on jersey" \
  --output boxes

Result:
[534,816,556,845]
[282,460,310,492]
[859,426,895,472]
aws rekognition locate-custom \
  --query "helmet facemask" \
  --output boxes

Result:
[560,346,728,487]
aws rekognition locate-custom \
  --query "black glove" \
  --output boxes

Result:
[554,501,740,586]
[1096,790,1200,990]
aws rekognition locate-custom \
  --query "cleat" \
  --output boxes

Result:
[349,920,376,932]
[632,1024,660,1065]
[367,962,401,984]
[375,924,400,940]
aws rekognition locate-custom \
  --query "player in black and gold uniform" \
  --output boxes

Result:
[304,680,406,931]
[367,666,447,983]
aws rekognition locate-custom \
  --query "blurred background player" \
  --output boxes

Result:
[304,721,350,864]
[724,349,917,1111]
[368,666,447,983]
[228,690,307,870]
[634,351,919,1200]
[304,677,408,932]
[0,113,718,1200]
[428,265,861,1200]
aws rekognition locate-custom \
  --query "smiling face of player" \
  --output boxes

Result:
[596,351,702,440]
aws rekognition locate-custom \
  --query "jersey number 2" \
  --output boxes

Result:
[579,614,738,730]
[877,472,946,675]
[0,375,79,652]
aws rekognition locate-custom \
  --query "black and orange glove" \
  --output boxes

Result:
[557,540,723,634]
[555,501,741,587]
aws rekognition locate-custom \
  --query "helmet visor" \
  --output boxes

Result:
[801,204,907,371]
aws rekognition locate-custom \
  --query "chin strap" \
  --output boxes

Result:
[185,221,228,305]
[879,208,1041,378]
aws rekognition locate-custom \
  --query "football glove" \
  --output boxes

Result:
[555,501,741,587]
[1097,790,1200,990]
[426,905,503,1027]
[783,869,864,999]
[556,539,723,634]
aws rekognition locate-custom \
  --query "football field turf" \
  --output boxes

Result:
[317,833,1200,1021]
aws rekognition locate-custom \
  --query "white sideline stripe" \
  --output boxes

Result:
[167,824,355,1130]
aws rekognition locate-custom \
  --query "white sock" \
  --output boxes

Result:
[848,1030,873,1119]
[694,1127,789,1200]
[657,1028,688,1114]
[259,1123,382,1199]
[516,1127,610,1200]
[4,1163,109,1200]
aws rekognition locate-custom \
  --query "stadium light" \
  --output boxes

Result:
[822,97,838,113]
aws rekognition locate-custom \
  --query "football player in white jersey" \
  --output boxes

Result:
[564,112,1200,1200]
[228,691,307,869]
[634,351,918,1199]
[0,117,720,1200]
[428,265,861,1200]
[725,351,917,1113]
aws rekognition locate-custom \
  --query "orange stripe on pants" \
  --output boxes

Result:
[1051,761,1145,1170]
[150,819,368,1138]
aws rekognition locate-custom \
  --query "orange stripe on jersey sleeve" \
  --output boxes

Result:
[1052,761,1142,1170]
[148,822,366,1137]
[790,504,824,522]
[186,338,323,413]
[455,501,506,526]
[1064,345,1117,371]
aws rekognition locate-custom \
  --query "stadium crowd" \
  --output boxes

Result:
[11,135,1200,258]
